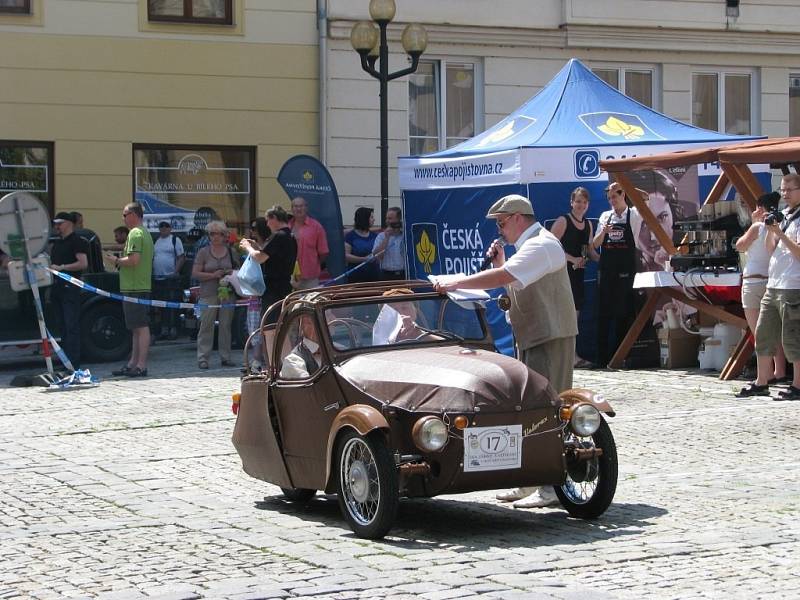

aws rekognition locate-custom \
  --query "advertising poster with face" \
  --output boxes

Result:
[628,167,700,272]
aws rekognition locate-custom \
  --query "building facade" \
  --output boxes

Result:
[1,0,320,239]
[3,1,800,237]
[325,0,800,222]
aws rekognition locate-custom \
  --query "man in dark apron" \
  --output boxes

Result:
[592,182,641,368]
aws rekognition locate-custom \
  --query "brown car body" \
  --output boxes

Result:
[232,280,617,538]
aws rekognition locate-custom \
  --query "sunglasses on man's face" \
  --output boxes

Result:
[496,215,514,229]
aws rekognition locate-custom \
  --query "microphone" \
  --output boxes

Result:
[480,237,505,271]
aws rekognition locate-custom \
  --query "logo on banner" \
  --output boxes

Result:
[574,149,600,179]
[578,112,664,142]
[303,170,314,182]
[412,223,441,276]
[474,116,537,148]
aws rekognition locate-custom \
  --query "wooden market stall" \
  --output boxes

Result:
[599,137,800,379]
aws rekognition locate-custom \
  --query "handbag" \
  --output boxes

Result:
[235,254,266,297]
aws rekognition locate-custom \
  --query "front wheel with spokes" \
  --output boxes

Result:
[335,429,399,539]
[554,419,618,519]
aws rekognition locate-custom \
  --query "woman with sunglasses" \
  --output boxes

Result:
[192,220,240,369]
[591,182,646,368]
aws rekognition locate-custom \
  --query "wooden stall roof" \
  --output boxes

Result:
[599,137,787,173]
[717,137,800,165]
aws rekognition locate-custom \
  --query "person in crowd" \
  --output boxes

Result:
[372,206,406,280]
[107,202,154,378]
[550,187,599,368]
[0,248,9,270]
[192,220,240,370]
[70,211,104,273]
[280,314,322,379]
[113,226,129,247]
[591,181,648,368]
[239,216,270,370]
[433,194,576,509]
[50,212,89,368]
[152,221,185,341]
[735,193,787,387]
[290,196,329,289]
[738,174,800,399]
[344,207,379,283]
[240,206,298,321]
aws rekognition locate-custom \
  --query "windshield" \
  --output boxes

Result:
[323,296,487,351]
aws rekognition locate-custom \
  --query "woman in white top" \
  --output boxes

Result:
[735,193,787,383]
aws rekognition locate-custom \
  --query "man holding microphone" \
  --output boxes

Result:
[433,193,577,508]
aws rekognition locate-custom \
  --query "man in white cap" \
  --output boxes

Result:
[433,193,577,508]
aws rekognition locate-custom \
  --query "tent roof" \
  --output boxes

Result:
[421,59,756,159]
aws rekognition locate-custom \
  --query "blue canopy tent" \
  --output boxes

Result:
[398,58,765,356]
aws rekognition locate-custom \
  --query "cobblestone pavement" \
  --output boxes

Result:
[0,341,798,600]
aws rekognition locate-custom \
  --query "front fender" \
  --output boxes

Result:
[559,388,615,417]
[324,404,390,493]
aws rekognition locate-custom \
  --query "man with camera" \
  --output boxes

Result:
[739,174,800,400]
[372,206,406,281]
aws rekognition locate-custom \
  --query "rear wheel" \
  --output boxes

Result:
[554,419,618,519]
[80,302,130,362]
[335,429,398,539]
[280,487,316,502]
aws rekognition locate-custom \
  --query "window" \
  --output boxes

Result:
[790,75,800,137]
[692,71,754,135]
[0,0,30,14]
[0,141,53,216]
[148,0,232,24]
[409,59,482,155]
[133,145,255,235]
[592,67,655,108]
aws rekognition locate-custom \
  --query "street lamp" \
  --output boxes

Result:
[350,0,428,224]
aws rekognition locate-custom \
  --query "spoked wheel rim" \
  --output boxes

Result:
[340,437,380,526]
[561,432,600,505]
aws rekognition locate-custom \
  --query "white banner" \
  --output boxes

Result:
[518,142,770,184]
[398,149,520,190]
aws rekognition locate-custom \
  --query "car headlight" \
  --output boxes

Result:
[570,404,602,437]
[412,416,448,452]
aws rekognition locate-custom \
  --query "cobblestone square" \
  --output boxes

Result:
[0,342,797,599]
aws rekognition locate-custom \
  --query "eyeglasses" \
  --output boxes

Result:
[122,212,131,217]
[780,187,800,194]
[496,215,514,230]
[608,189,624,197]
[209,231,225,237]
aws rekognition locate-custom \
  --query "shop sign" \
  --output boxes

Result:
[0,160,48,193]
[135,154,250,195]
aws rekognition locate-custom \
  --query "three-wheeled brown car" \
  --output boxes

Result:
[232,281,617,539]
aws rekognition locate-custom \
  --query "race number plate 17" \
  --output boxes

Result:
[463,424,522,472]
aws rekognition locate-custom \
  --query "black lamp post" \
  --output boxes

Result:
[350,0,428,224]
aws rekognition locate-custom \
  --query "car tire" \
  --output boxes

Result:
[554,419,618,519]
[80,301,131,363]
[335,429,398,540]
[280,487,316,502]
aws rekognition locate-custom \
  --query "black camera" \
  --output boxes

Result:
[764,211,784,226]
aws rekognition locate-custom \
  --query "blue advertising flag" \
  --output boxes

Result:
[277,155,345,280]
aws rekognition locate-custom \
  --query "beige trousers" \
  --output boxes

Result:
[518,336,575,393]
[197,296,235,363]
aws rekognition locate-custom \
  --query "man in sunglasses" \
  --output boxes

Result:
[433,193,576,509]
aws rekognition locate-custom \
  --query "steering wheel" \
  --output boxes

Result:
[327,317,372,349]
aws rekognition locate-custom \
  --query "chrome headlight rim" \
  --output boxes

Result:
[411,415,449,452]
[570,403,602,437]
